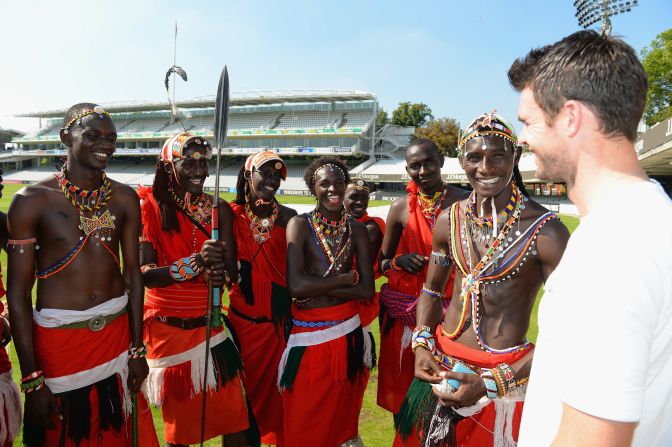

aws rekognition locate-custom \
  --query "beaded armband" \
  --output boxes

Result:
[430,250,450,266]
[169,254,203,282]
[411,325,436,352]
[390,255,403,271]
[488,363,517,397]
[421,286,444,299]
[20,370,45,394]
[140,263,157,273]
[8,238,39,253]
[128,344,148,360]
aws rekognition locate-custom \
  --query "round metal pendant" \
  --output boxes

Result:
[88,316,106,332]
[261,218,270,227]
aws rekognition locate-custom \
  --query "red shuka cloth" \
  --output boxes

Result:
[378,181,455,414]
[138,188,249,444]
[281,302,367,447]
[393,330,534,447]
[227,202,288,444]
[33,314,158,447]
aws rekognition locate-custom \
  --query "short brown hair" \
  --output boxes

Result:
[508,30,647,142]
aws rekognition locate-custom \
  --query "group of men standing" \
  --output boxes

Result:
[0,28,670,447]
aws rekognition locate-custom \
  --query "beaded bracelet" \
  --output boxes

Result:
[21,370,44,383]
[20,374,45,394]
[381,259,393,275]
[411,325,436,352]
[351,270,360,286]
[140,263,157,273]
[390,256,403,271]
[169,254,203,282]
[421,286,443,299]
[480,369,499,399]
[430,250,451,267]
[497,363,517,391]
[128,344,148,360]
[490,367,508,397]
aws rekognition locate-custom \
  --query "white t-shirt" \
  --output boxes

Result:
[519,180,672,447]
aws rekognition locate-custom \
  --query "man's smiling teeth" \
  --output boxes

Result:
[190,179,203,185]
[478,177,501,184]
[93,152,108,159]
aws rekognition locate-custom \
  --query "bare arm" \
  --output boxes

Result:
[120,188,144,348]
[218,198,238,279]
[286,216,354,298]
[552,404,635,447]
[324,221,375,301]
[365,220,383,269]
[379,198,426,273]
[536,217,570,281]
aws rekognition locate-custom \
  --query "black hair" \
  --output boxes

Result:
[63,102,100,126]
[407,138,444,164]
[508,30,647,142]
[234,164,248,205]
[303,156,350,195]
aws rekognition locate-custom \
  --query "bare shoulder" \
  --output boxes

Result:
[349,218,367,235]
[445,185,469,205]
[10,179,56,209]
[110,179,139,199]
[387,195,409,223]
[286,213,309,240]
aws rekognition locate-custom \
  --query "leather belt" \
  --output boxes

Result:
[57,309,127,332]
[229,306,272,325]
[155,315,208,330]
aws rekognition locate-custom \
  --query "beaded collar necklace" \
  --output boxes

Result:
[55,169,116,244]
[417,184,447,229]
[309,208,351,276]
[170,189,212,226]
[465,183,519,244]
[313,206,347,246]
[245,200,279,244]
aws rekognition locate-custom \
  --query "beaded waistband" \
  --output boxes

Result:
[292,318,345,328]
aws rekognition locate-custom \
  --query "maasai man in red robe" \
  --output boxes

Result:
[377,139,468,416]
[395,112,568,446]
[227,151,296,445]
[7,103,158,446]
[139,132,257,447]
[0,173,20,447]
[344,177,385,409]
[282,156,375,447]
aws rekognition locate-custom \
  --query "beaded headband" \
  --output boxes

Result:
[160,132,212,164]
[62,105,110,134]
[312,163,346,184]
[346,178,370,192]
[458,111,518,151]
[244,151,287,180]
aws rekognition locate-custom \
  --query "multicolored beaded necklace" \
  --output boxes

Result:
[417,185,447,229]
[55,169,116,245]
[308,208,351,276]
[464,182,518,244]
[313,207,347,246]
[170,189,213,226]
[443,185,528,354]
[245,200,279,244]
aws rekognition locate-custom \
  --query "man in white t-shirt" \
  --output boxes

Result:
[509,30,672,447]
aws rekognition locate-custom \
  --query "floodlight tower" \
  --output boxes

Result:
[574,0,639,36]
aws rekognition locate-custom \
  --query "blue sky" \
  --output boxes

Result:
[0,0,668,133]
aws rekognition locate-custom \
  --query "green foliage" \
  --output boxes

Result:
[391,102,433,128]
[376,109,389,128]
[641,29,672,126]
[415,117,461,157]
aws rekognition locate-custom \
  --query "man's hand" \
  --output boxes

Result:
[396,253,428,274]
[0,317,10,347]
[127,357,149,393]
[202,262,226,288]
[432,370,486,408]
[199,239,225,267]
[414,347,443,384]
[25,387,60,429]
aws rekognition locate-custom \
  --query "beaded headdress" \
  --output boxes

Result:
[244,151,287,180]
[62,105,110,134]
[346,178,370,192]
[160,132,213,164]
[458,111,518,152]
[312,163,346,184]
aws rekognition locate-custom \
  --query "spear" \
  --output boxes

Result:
[200,65,229,447]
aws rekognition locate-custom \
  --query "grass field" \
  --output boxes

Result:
[0,183,579,446]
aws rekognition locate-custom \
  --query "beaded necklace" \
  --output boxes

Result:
[417,185,447,229]
[313,206,347,246]
[308,208,351,276]
[170,189,213,226]
[245,200,279,244]
[55,169,116,245]
[464,183,517,244]
[443,186,526,354]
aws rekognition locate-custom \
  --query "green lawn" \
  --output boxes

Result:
[0,183,578,446]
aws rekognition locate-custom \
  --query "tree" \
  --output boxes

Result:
[641,29,672,126]
[391,102,433,128]
[376,109,389,128]
[415,118,461,157]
